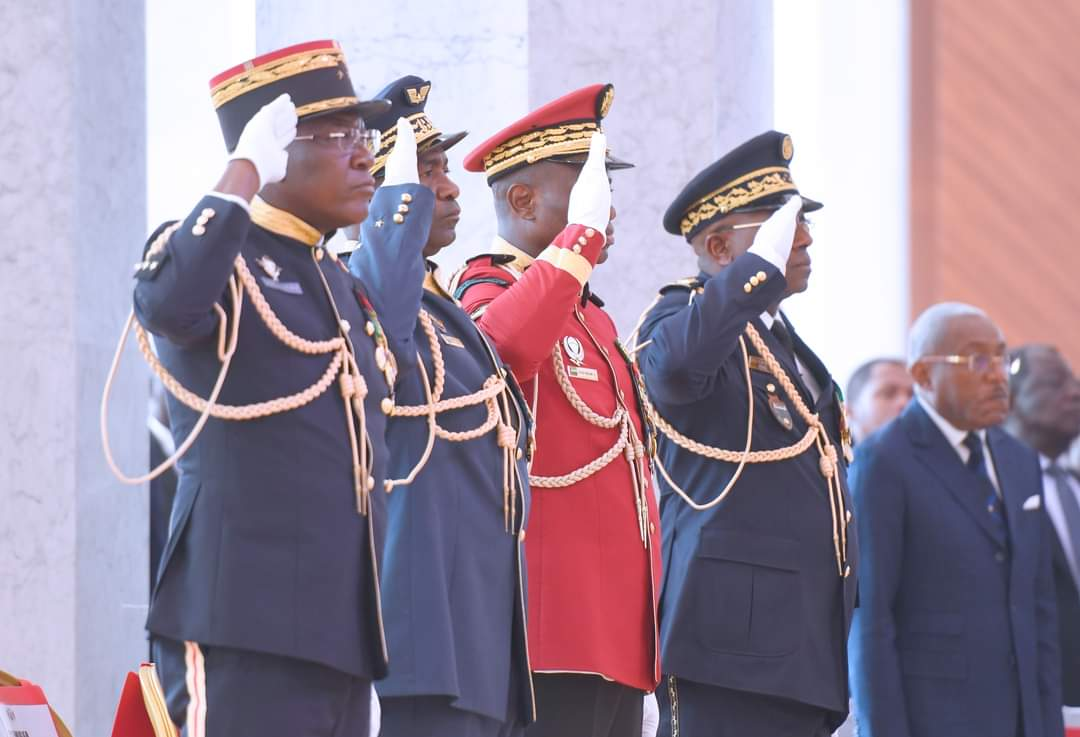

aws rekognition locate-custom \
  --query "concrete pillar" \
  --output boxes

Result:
[0,0,149,734]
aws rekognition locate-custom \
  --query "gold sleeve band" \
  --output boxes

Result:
[537,245,593,287]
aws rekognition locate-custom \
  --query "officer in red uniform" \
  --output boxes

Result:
[450,84,661,737]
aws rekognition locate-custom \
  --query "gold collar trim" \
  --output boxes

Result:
[423,261,454,300]
[680,166,797,236]
[492,236,535,273]
[251,196,323,246]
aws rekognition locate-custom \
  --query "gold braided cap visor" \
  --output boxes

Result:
[372,113,442,175]
[482,120,603,179]
[679,166,799,236]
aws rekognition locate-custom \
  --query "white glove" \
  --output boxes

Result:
[382,117,419,186]
[229,93,297,188]
[369,684,381,736]
[746,196,801,275]
[642,692,660,737]
[566,132,612,235]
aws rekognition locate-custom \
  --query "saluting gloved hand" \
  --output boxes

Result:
[566,132,612,237]
[746,195,802,275]
[229,93,297,189]
[382,117,419,186]
[642,692,660,737]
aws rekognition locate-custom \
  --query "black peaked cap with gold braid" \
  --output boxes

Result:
[209,39,390,153]
[364,75,468,178]
[663,130,822,240]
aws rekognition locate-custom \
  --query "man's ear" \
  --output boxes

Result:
[910,360,931,390]
[704,230,733,267]
[506,182,536,221]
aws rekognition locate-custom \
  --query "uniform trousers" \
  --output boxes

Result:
[152,636,371,737]
[656,676,832,737]
[381,695,524,737]
[525,673,643,737]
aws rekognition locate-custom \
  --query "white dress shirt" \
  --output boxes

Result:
[1041,454,1080,587]
[916,394,1002,497]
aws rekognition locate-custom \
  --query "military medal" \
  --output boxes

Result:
[563,336,586,365]
[257,255,282,281]
[768,394,794,431]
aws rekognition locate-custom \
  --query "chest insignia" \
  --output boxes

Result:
[563,336,586,366]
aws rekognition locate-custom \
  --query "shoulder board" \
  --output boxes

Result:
[658,276,704,295]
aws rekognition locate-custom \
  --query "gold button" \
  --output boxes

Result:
[584,228,595,238]
[315,247,325,261]
[400,193,412,203]
[516,448,523,460]
[518,529,526,542]
[365,321,375,336]
[201,208,215,218]
[381,397,394,414]
[384,480,393,492]
[844,565,852,578]
[393,213,405,224]
[340,319,351,333]
[766,383,776,393]
[749,275,759,287]
[572,244,582,254]
[743,283,752,293]
[196,215,209,226]
[577,236,588,246]
[367,476,376,491]
[192,224,206,236]
[398,204,409,213]
[757,270,767,281]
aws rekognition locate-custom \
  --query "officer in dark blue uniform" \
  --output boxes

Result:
[349,76,534,737]
[633,131,859,737]
[130,41,434,737]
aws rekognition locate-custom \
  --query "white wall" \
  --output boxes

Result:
[773,0,910,392]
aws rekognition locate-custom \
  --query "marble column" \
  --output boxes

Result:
[0,1,149,735]
[256,0,774,335]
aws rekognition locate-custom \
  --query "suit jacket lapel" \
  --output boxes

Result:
[783,312,835,412]
[986,428,1028,546]
[750,314,814,408]
[903,402,1009,548]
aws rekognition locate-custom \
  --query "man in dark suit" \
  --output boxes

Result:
[849,303,1064,737]
[1005,344,1080,707]
[636,131,858,737]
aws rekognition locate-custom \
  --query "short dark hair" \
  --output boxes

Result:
[846,357,905,405]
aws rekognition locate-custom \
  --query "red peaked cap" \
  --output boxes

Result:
[463,83,633,183]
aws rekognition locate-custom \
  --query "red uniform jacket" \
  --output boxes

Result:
[452,225,661,691]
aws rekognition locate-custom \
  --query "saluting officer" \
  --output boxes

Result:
[348,75,534,737]
[127,40,433,736]
[451,85,661,737]
[633,131,859,737]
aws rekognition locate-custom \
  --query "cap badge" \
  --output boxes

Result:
[768,394,794,431]
[563,336,586,366]
[405,84,431,105]
[780,135,794,161]
[599,86,614,118]
[257,255,282,282]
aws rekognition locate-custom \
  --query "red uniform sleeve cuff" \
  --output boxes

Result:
[536,224,606,287]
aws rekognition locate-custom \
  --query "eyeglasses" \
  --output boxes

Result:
[293,127,381,154]
[716,211,812,232]
[921,354,1009,374]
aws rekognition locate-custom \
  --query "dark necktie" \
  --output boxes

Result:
[1047,462,1080,581]
[962,432,1006,534]
[770,318,797,364]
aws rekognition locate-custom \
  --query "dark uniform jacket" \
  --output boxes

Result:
[350,250,535,724]
[135,185,433,680]
[1046,469,1080,706]
[635,253,858,725]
